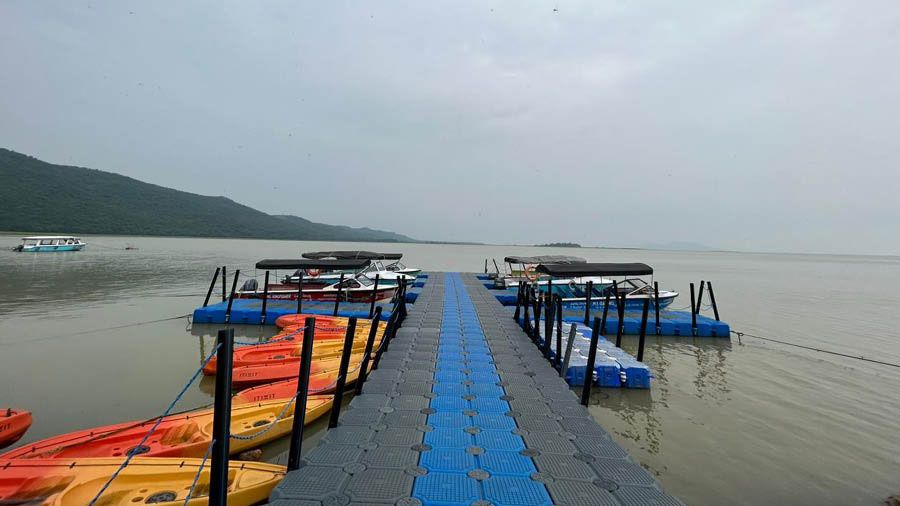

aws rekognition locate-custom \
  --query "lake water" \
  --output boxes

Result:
[0,233,897,505]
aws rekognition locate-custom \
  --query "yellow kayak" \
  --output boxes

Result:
[0,457,284,505]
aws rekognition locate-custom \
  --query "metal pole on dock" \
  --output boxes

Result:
[333,273,345,317]
[373,312,397,369]
[328,317,357,428]
[260,271,270,324]
[654,281,661,335]
[493,259,500,274]
[513,281,522,323]
[561,323,577,378]
[224,269,239,324]
[203,267,220,307]
[696,280,705,315]
[369,274,380,319]
[707,282,720,321]
[533,290,542,344]
[355,307,383,395]
[600,293,611,335]
[580,317,601,406]
[615,284,625,348]
[296,271,303,314]
[556,295,563,368]
[543,293,553,359]
[690,282,697,336]
[287,317,316,471]
[584,280,593,326]
[522,286,531,333]
[637,299,650,362]
[209,328,234,506]
[221,266,227,302]
[484,259,488,274]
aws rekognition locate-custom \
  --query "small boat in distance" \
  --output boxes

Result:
[12,236,85,252]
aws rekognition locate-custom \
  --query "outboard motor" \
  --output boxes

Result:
[240,278,258,292]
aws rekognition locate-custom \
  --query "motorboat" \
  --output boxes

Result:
[293,251,419,286]
[529,262,678,311]
[13,236,85,252]
[236,258,398,302]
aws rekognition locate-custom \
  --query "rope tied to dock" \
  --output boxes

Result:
[732,330,900,369]
[88,342,222,506]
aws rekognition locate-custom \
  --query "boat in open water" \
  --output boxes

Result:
[294,251,420,285]
[13,236,85,252]
[533,262,679,310]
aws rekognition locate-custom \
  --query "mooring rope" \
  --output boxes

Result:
[88,343,222,505]
[183,439,214,505]
[732,330,900,369]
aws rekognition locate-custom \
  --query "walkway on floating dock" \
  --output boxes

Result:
[269,272,683,506]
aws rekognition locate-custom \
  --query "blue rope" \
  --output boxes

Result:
[183,439,215,505]
[88,343,222,506]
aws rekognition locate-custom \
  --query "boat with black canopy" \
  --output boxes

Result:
[296,251,419,285]
[534,262,678,310]
[493,255,610,293]
[236,258,398,302]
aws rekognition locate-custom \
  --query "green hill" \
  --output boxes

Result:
[0,148,414,242]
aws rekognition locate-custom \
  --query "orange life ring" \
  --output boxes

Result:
[306,268,321,277]
[525,265,539,281]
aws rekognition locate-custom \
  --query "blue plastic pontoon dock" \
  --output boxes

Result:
[268,272,683,506]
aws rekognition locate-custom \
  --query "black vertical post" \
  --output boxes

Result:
[493,259,500,274]
[555,295,563,368]
[221,266,227,302]
[600,293,611,335]
[224,269,239,324]
[209,328,234,505]
[696,280,705,315]
[654,281,661,335]
[260,270,270,324]
[203,267,220,308]
[561,323,577,378]
[583,280,593,326]
[372,312,397,369]
[287,317,316,471]
[707,282,720,321]
[296,271,303,314]
[690,282,697,336]
[328,317,358,428]
[637,299,650,362]
[484,259,488,274]
[355,307,383,395]
[533,290,542,344]
[513,281,523,323]
[580,317,601,406]
[333,273,345,317]
[615,283,625,348]
[543,293,553,359]
[369,274,380,319]
[522,286,531,333]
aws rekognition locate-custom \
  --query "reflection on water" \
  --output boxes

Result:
[2,234,899,506]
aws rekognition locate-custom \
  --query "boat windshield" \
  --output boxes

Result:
[386,260,406,271]
[353,272,374,287]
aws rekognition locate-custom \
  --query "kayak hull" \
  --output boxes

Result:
[0,409,32,449]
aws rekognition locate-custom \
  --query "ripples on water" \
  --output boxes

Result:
[0,234,897,505]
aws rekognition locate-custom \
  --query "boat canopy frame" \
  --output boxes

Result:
[301,251,403,261]
[535,262,653,277]
[255,259,372,270]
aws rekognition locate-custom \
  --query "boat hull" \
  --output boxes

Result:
[0,409,32,449]
[17,244,85,252]
[236,284,397,302]
[560,293,677,311]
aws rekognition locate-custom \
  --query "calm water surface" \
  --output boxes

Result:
[0,234,897,505]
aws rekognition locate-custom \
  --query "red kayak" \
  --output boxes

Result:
[0,409,32,449]
[233,359,371,403]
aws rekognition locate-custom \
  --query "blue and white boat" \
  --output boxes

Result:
[13,236,86,252]
[526,262,678,311]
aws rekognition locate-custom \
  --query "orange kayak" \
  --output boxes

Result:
[203,321,386,376]
[0,398,331,460]
[0,408,32,449]
[275,313,357,330]
[0,457,284,505]
[231,352,373,388]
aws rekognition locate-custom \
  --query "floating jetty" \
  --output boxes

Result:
[269,272,683,506]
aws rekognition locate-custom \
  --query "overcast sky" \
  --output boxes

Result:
[1,1,897,254]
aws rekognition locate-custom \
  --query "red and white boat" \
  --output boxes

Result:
[235,258,399,302]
